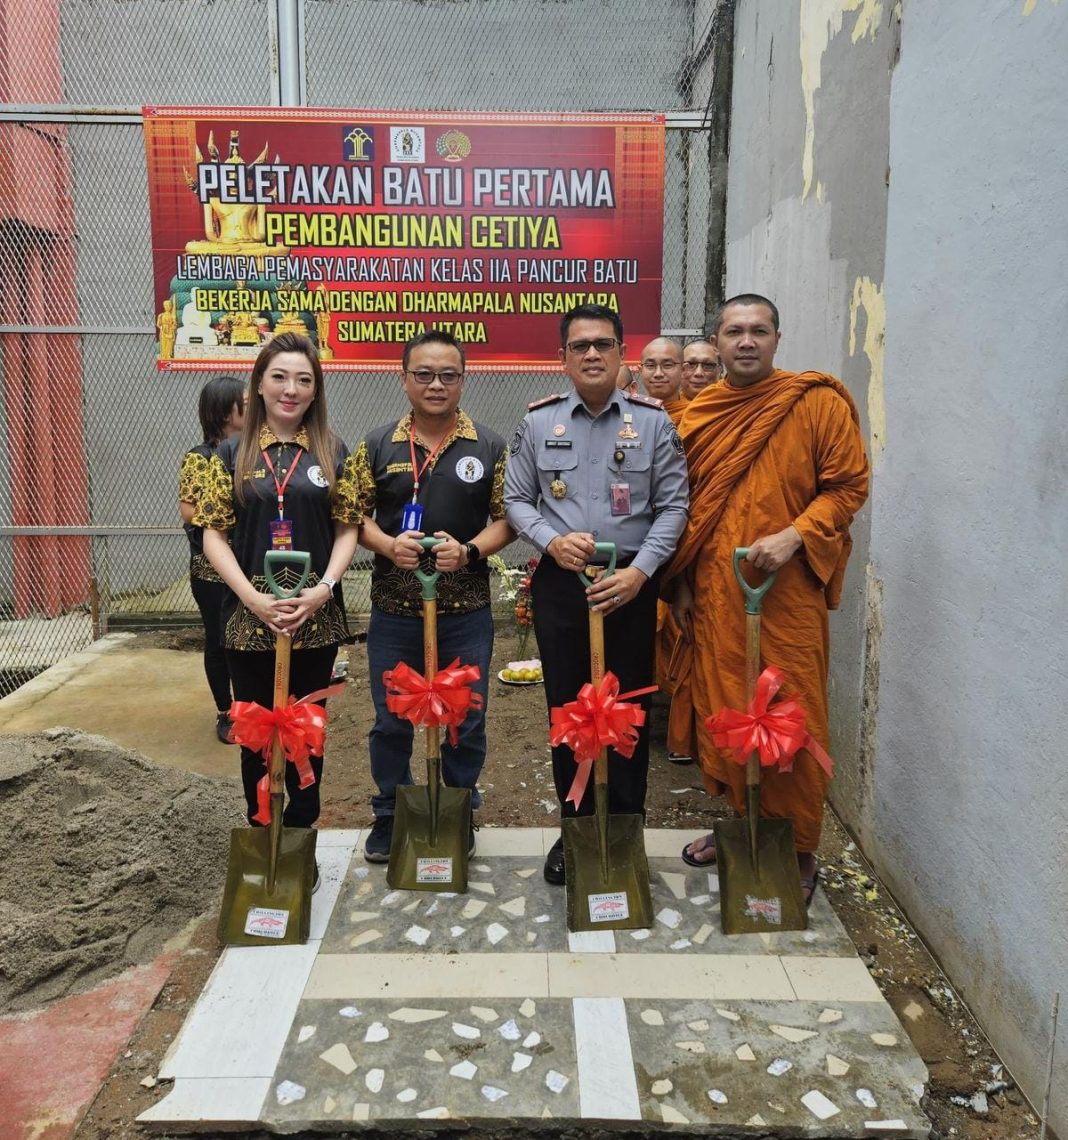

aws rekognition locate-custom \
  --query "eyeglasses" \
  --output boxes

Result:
[565,337,620,356]
[682,360,720,373]
[405,369,464,386]
[641,360,681,372]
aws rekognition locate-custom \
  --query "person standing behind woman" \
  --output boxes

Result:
[193,333,360,836]
[179,375,247,743]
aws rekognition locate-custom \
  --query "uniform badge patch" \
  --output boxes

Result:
[456,456,485,483]
[510,419,528,455]
[306,464,329,488]
[670,428,684,455]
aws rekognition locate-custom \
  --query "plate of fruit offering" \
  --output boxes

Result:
[498,659,544,685]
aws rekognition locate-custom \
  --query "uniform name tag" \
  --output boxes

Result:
[401,502,424,532]
[544,439,573,449]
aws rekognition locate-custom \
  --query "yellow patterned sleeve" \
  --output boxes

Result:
[190,453,237,530]
[345,441,377,522]
[332,452,364,525]
[179,451,210,505]
[489,448,507,521]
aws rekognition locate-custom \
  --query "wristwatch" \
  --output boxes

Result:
[320,574,338,591]
[465,542,481,565]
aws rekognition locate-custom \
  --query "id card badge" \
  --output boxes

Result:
[269,518,294,550]
[401,502,424,532]
[610,482,632,517]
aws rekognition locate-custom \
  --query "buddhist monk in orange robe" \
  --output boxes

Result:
[639,337,695,761]
[666,295,869,902]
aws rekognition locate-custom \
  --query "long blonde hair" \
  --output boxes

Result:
[233,332,340,504]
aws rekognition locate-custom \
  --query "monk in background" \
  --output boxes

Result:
[639,335,695,763]
[681,338,721,399]
[667,294,869,903]
[639,336,687,419]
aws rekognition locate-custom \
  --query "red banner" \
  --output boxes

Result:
[143,107,665,371]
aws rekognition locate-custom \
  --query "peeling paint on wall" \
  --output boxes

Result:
[1022,0,1061,15]
[848,275,886,458]
[799,0,884,198]
[857,561,883,825]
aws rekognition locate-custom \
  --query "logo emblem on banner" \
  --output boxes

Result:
[390,127,425,163]
[435,130,472,162]
[342,126,374,161]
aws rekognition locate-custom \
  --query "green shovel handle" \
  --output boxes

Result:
[577,541,618,588]
[263,550,311,599]
[414,536,444,601]
[733,547,777,615]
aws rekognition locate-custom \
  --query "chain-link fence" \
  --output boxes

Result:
[0,0,728,694]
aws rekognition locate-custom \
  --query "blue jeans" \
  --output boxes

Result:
[366,605,493,816]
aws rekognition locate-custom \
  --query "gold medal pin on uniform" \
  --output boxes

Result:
[550,478,567,499]
[618,412,639,440]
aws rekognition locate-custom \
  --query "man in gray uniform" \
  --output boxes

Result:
[504,303,689,884]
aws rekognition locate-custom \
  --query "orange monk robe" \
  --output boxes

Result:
[655,393,697,755]
[669,370,869,851]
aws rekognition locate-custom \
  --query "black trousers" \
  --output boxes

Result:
[226,645,337,828]
[190,575,232,712]
[531,558,659,818]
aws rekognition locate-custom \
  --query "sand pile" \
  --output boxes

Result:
[0,728,242,1011]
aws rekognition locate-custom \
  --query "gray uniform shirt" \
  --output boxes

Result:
[504,387,689,578]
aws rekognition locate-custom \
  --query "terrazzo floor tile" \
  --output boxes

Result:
[141,828,930,1136]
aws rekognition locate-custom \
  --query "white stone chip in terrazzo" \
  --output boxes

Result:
[568,929,616,953]
[573,997,641,1119]
[802,1088,841,1120]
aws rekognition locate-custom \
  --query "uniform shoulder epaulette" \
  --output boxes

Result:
[527,392,568,411]
[625,391,664,409]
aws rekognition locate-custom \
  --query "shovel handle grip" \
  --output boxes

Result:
[264,550,311,599]
[576,541,618,590]
[733,548,777,615]
[414,537,444,600]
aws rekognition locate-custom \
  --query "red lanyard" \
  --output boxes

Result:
[408,423,451,503]
[261,446,303,519]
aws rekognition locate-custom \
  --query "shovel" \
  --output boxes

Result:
[713,547,807,934]
[218,550,318,946]
[387,537,472,892]
[563,542,653,931]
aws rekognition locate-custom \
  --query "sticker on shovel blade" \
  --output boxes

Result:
[244,906,290,939]
[416,857,453,884]
[744,895,782,925]
[587,891,630,923]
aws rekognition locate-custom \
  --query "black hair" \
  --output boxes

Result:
[712,293,780,334]
[560,303,624,348]
[198,375,246,445]
[402,329,466,372]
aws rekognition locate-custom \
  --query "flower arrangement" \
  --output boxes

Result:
[488,553,540,657]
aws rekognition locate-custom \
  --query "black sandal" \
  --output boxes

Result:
[800,866,821,908]
[681,833,718,868]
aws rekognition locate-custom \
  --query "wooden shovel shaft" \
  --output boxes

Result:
[589,606,607,787]
[744,612,761,790]
[269,631,293,890]
[423,598,441,837]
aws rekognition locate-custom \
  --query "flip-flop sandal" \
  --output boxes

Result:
[681,832,718,868]
[800,867,821,908]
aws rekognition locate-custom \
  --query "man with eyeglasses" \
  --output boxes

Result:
[504,303,689,885]
[352,329,513,863]
[639,336,687,420]
[681,339,721,400]
[666,294,869,906]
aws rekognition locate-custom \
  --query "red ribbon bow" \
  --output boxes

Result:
[549,672,655,808]
[383,658,483,745]
[706,666,833,777]
[229,683,344,825]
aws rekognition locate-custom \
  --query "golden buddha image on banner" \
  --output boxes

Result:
[142,106,665,371]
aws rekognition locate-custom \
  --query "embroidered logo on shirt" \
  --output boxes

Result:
[455,456,485,483]
[307,464,329,488]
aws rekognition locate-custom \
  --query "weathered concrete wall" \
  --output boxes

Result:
[875,1,1068,1130]
[725,0,895,832]
[727,0,1068,1130]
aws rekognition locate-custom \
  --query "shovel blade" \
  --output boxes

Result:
[217,826,317,946]
[563,812,652,931]
[713,816,807,935]
[387,783,471,892]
